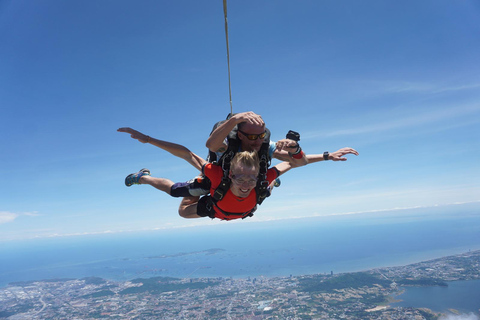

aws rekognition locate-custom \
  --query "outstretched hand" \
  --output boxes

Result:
[117,127,150,143]
[329,148,359,161]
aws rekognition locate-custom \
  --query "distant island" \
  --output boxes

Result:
[146,248,226,259]
[1,250,479,319]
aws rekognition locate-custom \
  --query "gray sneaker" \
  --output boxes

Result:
[125,168,150,187]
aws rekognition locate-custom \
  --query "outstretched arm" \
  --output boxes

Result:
[305,147,359,164]
[276,147,358,164]
[118,127,206,171]
[206,111,264,153]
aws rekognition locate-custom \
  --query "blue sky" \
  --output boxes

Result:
[1,0,479,242]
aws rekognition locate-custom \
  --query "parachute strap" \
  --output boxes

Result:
[212,177,230,201]
[211,138,239,201]
[223,0,233,115]
[255,143,271,205]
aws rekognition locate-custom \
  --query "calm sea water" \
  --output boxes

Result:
[392,280,480,315]
[1,204,480,294]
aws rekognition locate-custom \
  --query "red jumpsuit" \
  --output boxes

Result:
[202,163,279,220]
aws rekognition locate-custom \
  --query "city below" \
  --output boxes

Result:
[1,250,480,319]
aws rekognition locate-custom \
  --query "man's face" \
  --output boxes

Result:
[237,123,266,152]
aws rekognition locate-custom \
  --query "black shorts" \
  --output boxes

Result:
[170,176,211,197]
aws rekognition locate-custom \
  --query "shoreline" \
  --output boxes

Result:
[2,251,480,319]
[3,248,480,289]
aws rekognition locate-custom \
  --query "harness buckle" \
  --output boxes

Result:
[213,189,225,201]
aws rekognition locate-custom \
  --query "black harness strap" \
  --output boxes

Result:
[203,196,257,220]
[211,137,239,201]
[255,142,271,205]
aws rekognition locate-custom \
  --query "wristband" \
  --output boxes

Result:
[289,144,301,156]
[323,151,330,161]
[292,150,305,159]
[292,144,302,155]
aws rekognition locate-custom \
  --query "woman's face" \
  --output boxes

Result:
[229,163,259,197]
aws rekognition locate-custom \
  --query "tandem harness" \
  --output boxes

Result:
[198,195,258,220]
[202,114,273,220]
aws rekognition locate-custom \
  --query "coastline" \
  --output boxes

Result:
[2,250,480,319]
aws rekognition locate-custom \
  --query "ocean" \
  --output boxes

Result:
[392,280,480,315]
[1,202,480,314]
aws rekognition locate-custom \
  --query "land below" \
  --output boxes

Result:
[1,250,479,319]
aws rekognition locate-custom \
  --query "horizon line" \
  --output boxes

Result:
[1,201,478,243]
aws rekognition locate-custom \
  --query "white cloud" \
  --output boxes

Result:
[23,211,40,217]
[0,211,19,224]
[350,79,480,96]
[252,201,480,225]
[255,183,480,222]
[305,103,480,139]
[432,83,480,94]
[0,211,40,224]
[439,313,479,320]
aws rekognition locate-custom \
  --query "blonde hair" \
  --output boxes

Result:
[230,151,259,173]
